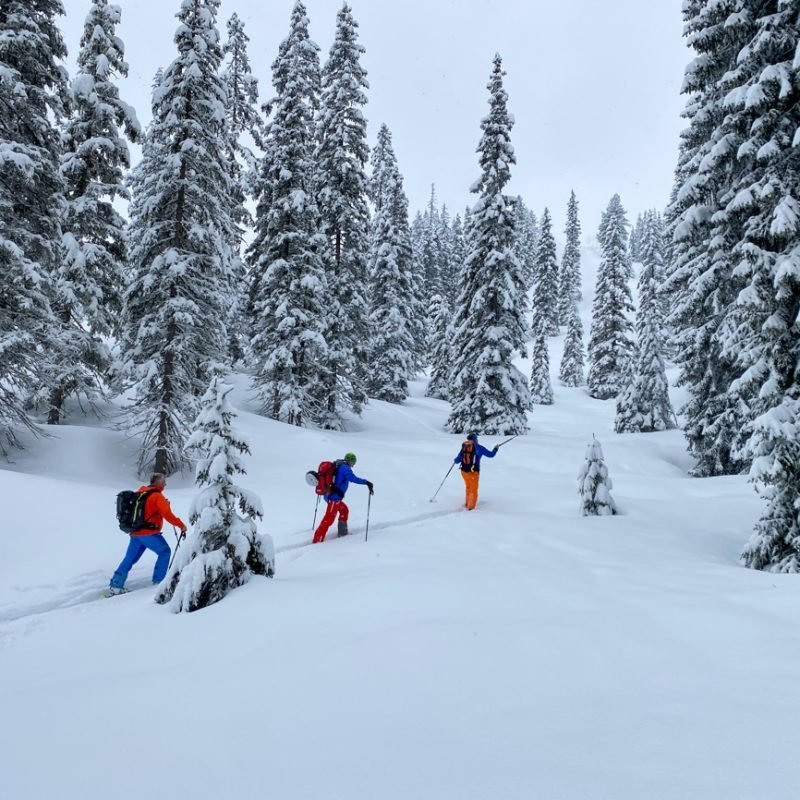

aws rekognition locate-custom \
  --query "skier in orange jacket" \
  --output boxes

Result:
[108,473,187,594]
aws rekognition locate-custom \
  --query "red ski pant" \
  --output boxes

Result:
[313,500,349,543]
[461,471,480,510]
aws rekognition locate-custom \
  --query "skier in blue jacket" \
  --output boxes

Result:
[313,453,374,543]
[454,432,498,509]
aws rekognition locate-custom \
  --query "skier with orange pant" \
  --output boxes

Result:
[455,432,498,510]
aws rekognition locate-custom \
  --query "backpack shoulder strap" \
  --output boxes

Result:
[137,488,159,525]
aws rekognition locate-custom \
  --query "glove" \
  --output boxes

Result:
[493,446,499,453]
[365,481,374,495]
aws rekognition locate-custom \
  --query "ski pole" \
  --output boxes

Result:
[365,493,372,543]
[168,525,185,572]
[429,463,456,503]
[495,435,519,449]
[311,495,320,531]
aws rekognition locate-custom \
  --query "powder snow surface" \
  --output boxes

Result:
[1,254,798,799]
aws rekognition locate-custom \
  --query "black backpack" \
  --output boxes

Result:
[116,489,159,534]
[460,440,478,472]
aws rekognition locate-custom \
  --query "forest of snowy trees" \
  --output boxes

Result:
[1,0,798,572]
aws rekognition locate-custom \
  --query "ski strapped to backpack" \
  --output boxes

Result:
[116,488,159,534]
[305,460,345,499]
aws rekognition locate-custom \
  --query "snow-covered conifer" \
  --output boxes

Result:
[408,210,430,371]
[425,293,452,400]
[222,12,265,186]
[587,194,634,399]
[514,197,537,291]
[119,0,234,475]
[0,0,68,448]
[447,55,530,435]
[314,3,371,425]
[740,398,800,573]
[418,186,442,297]
[156,378,274,612]
[629,212,644,263]
[246,0,320,314]
[247,1,328,428]
[557,190,582,324]
[49,0,141,424]
[368,122,391,209]
[448,213,467,308]
[578,437,618,516]
[730,2,800,571]
[559,295,585,387]
[532,207,559,335]
[221,13,264,362]
[529,318,553,404]
[664,1,753,476]
[615,211,675,432]
[438,204,457,301]
[367,128,415,403]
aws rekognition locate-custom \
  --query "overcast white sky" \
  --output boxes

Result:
[59,0,689,239]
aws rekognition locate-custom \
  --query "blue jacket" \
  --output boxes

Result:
[454,440,497,473]
[326,462,368,501]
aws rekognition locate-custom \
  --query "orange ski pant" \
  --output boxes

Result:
[461,471,480,510]
[313,500,349,543]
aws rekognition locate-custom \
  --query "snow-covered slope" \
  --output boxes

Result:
[2,346,798,800]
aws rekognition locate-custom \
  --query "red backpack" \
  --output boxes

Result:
[308,460,342,496]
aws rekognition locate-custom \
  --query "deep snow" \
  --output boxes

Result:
[2,246,798,799]
[2,361,798,800]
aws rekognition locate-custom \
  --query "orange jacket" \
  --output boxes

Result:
[132,485,186,536]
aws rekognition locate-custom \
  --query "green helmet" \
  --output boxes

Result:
[344,452,357,465]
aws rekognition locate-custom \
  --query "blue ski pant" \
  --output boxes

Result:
[110,533,171,589]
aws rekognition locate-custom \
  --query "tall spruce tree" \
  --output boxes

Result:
[246,0,320,317]
[426,293,452,400]
[447,55,530,435]
[438,204,457,301]
[533,207,559,335]
[0,0,67,449]
[449,213,467,307]
[222,13,264,187]
[314,3,371,426]
[408,209,430,371]
[246,0,328,428]
[558,190,582,324]
[119,0,233,475]
[368,122,391,208]
[665,0,753,476]
[615,211,675,432]
[629,212,644,262]
[221,13,264,362]
[730,1,800,572]
[419,185,442,296]
[514,197,537,291]
[367,125,415,402]
[559,295,585,387]
[587,194,634,399]
[49,0,141,425]
[529,317,554,405]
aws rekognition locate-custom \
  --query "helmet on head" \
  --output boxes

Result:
[344,452,357,465]
[466,432,478,441]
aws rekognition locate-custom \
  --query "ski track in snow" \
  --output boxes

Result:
[0,572,154,625]
[275,506,465,556]
[1,509,466,624]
